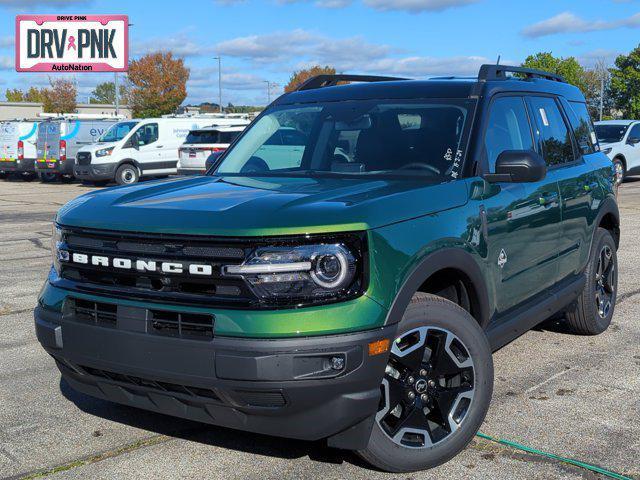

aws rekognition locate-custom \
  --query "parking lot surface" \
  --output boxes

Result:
[0,178,638,480]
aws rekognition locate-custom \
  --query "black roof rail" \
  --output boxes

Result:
[478,64,566,83]
[296,74,409,91]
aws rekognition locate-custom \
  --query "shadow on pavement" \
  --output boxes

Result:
[59,378,369,468]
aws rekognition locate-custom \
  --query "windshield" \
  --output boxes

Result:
[595,124,628,144]
[186,130,240,144]
[213,99,473,180]
[98,121,138,143]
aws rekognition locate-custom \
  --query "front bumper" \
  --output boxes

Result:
[35,293,394,447]
[73,162,117,181]
[35,159,75,175]
[0,158,36,173]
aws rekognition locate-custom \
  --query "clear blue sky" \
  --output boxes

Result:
[1,0,639,106]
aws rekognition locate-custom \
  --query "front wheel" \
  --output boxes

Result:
[613,158,625,185]
[115,164,139,185]
[358,293,493,473]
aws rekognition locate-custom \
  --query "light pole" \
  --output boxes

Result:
[263,80,271,104]
[213,56,222,113]
[115,22,133,117]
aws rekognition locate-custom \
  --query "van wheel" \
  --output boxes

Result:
[39,172,58,183]
[358,293,493,473]
[565,228,618,335]
[115,164,139,185]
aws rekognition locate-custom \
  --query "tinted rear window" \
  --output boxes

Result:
[185,130,240,144]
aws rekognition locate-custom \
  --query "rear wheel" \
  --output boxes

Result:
[565,228,617,335]
[38,172,58,182]
[115,164,139,185]
[358,293,493,472]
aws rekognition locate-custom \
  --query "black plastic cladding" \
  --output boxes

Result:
[53,225,369,310]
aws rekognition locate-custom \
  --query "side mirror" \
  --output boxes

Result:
[484,150,547,183]
[627,137,640,146]
[125,133,139,150]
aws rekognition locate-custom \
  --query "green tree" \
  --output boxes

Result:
[521,52,587,92]
[24,86,45,103]
[5,88,24,102]
[90,81,129,105]
[609,45,640,119]
[128,52,189,117]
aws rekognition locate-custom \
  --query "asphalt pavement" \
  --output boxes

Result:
[0,177,638,480]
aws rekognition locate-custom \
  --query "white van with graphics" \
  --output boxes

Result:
[0,120,39,178]
[74,118,219,185]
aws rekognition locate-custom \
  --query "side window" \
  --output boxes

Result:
[528,97,574,166]
[136,123,159,146]
[281,129,307,146]
[566,101,596,155]
[484,96,534,171]
[628,124,640,142]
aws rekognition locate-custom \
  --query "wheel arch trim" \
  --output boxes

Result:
[384,248,490,329]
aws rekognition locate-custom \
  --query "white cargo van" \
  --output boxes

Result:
[35,117,119,181]
[0,120,39,178]
[74,117,224,185]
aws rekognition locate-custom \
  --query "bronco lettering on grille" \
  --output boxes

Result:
[64,252,213,276]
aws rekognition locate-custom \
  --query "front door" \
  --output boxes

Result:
[481,96,561,317]
[134,123,161,172]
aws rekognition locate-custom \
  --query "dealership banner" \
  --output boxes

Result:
[15,15,128,72]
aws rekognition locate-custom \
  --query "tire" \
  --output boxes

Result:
[358,293,493,472]
[92,180,110,187]
[39,172,59,183]
[115,164,139,185]
[565,228,618,335]
[613,158,625,185]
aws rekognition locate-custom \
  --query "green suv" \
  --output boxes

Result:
[35,65,619,472]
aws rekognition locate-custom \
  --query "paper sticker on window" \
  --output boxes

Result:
[591,132,597,145]
[539,108,549,127]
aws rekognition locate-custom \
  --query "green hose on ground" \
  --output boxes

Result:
[476,433,633,480]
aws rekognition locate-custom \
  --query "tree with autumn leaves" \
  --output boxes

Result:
[127,52,189,118]
[284,66,336,92]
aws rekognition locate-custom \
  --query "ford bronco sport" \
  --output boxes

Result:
[35,65,619,472]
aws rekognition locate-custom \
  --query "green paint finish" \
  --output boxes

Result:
[38,280,387,338]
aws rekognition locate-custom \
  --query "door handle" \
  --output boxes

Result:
[155,145,164,148]
[539,192,559,206]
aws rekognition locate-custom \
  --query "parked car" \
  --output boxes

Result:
[177,124,248,175]
[204,150,225,171]
[37,66,619,473]
[594,120,640,183]
[73,118,232,185]
[0,120,39,179]
[35,117,119,182]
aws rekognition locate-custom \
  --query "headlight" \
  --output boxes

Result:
[223,239,366,306]
[602,147,612,155]
[51,224,65,274]
[95,147,114,157]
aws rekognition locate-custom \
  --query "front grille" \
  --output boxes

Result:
[79,365,222,402]
[57,227,255,308]
[68,298,215,340]
[76,152,91,165]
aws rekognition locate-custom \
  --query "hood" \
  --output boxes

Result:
[79,141,119,153]
[56,175,469,236]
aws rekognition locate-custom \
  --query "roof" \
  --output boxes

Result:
[273,76,585,105]
[595,120,638,126]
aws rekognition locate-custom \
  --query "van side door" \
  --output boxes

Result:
[624,122,640,174]
[480,95,562,317]
[133,123,160,173]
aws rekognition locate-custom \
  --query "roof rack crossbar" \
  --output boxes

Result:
[296,74,409,91]
[477,64,566,83]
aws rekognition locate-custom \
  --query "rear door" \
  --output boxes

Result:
[0,122,17,160]
[624,123,640,172]
[37,121,61,167]
[481,95,562,316]
[532,97,600,282]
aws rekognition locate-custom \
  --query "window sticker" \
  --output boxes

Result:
[445,147,463,179]
[539,108,550,127]
[591,132,597,145]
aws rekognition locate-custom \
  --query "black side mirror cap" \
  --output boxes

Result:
[628,137,640,145]
[483,150,547,183]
